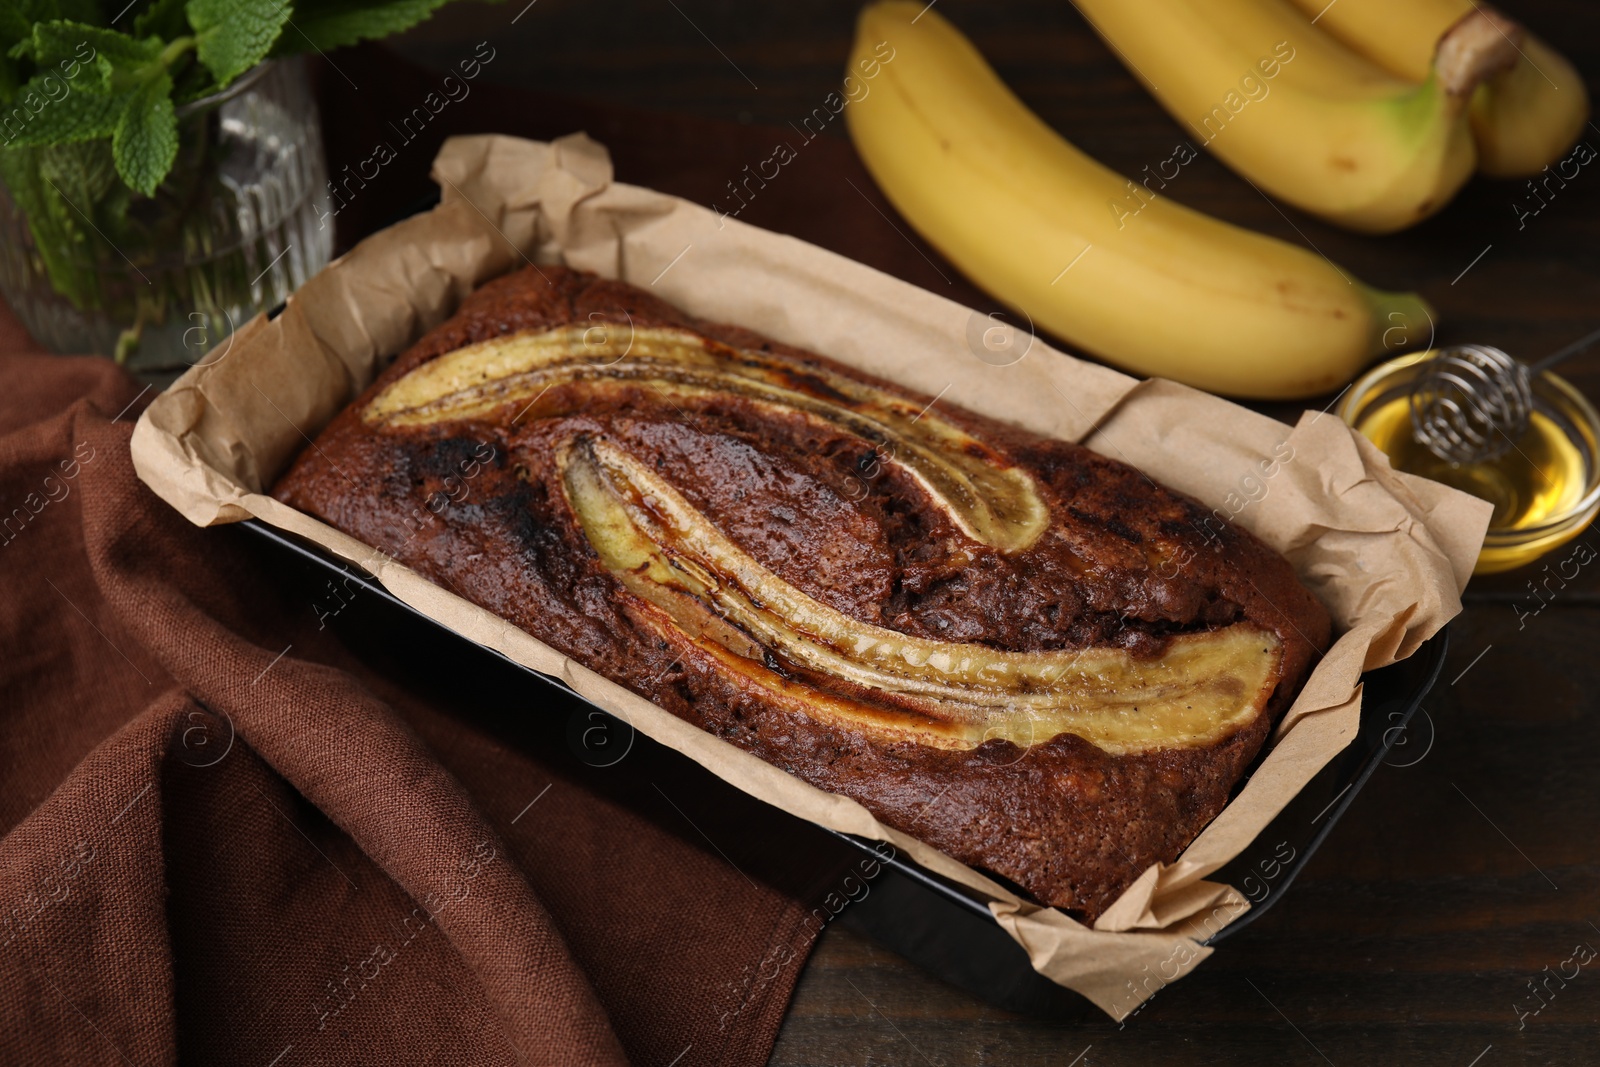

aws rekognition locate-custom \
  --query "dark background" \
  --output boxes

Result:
[314,1,1600,1062]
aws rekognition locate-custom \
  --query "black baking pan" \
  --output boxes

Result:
[235,516,1448,1020]
[832,626,1446,1017]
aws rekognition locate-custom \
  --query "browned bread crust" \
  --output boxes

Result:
[273,265,1330,921]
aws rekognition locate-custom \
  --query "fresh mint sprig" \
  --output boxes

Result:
[0,0,493,360]
[0,0,481,197]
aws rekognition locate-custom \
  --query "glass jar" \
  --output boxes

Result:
[1340,351,1600,574]
[0,57,333,381]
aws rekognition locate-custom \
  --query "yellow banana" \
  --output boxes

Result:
[1070,0,1522,232]
[845,1,1432,400]
[1284,0,1589,178]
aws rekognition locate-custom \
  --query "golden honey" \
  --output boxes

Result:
[1341,353,1600,574]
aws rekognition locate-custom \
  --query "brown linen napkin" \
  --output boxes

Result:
[0,327,840,1063]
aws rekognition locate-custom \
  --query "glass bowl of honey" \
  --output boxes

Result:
[1340,351,1600,574]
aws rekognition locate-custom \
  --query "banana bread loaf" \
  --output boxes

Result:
[273,265,1330,921]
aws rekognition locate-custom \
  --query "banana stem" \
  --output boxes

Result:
[1435,9,1523,99]
[1389,11,1523,137]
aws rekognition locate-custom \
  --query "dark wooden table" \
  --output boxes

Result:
[335,2,1600,1061]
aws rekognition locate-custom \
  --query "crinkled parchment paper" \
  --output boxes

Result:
[131,133,1491,1019]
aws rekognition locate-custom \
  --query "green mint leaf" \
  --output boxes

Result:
[186,0,289,87]
[0,148,42,217]
[0,74,125,146]
[17,20,164,67]
[40,136,121,209]
[0,140,120,310]
[112,71,176,195]
[4,47,116,94]
[0,147,90,306]
[280,0,456,53]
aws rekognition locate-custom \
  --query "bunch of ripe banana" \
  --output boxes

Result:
[1287,0,1587,179]
[845,1,1588,399]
